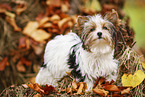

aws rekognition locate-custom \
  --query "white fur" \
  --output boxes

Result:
[35,15,118,91]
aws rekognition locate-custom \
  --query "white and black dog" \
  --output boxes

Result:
[36,12,118,91]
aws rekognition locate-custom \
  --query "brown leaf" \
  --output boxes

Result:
[16,61,26,72]
[5,16,21,32]
[19,37,30,49]
[20,57,32,66]
[58,17,71,28]
[23,21,51,42]
[103,85,120,92]
[0,3,12,11]
[121,88,131,95]
[27,83,58,95]
[93,86,109,96]
[16,4,27,15]
[27,83,44,94]
[72,79,78,91]
[0,57,9,71]
[46,0,61,7]
[76,82,84,95]
[39,17,50,27]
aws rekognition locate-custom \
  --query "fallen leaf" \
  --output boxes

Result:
[46,0,61,7]
[23,21,51,42]
[121,70,145,88]
[27,83,44,94]
[30,29,51,42]
[103,85,120,92]
[16,4,27,15]
[76,82,84,95]
[27,83,58,95]
[5,16,21,32]
[20,57,32,66]
[0,57,9,71]
[40,22,52,28]
[16,61,26,72]
[0,3,12,11]
[58,17,71,28]
[50,14,60,22]
[39,17,50,27]
[121,87,131,95]
[93,86,109,96]
[23,21,39,33]
[72,79,78,91]
[61,3,69,12]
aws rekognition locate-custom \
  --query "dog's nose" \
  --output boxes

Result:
[97,32,102,38]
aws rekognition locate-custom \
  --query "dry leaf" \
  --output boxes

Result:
[23,21,51,42]
[30,29,51,42]
[0,57,9,71]
[16,4,27,15]
[121,70,145,88]
[27,83,44,94]
[46,0,61,7]
[93,86,109,96]
[121,87,130,95]
[23,21,39,33]
[103,85,120,92]
[20,57,32,66]
[27,83,58,95]
[61,4,69,12]
[16,61,26,72]
[50,14,60,22]
[72,79,78,91]
[58,17,71,28]
[5,16,21,31]
[39,17,50,27]
[41,23,52,28]
[76,82,84,95]
[0,3,12,11]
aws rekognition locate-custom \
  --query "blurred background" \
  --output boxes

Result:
[0,0,145,93]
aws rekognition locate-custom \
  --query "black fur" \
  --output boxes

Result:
[41,62,47,68]
[68,43,85,82]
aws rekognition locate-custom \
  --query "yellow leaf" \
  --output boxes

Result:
[121,70,145,88]
[141,62,145,69]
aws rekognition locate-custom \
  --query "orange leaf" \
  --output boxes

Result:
[0,57,9,71]
[5,16,21,32]
[20,57,32,66]
[27,83,44,94]
[76,82,84,95]
[16,4,27,15]
[27,83,58,95]
[72,79,78,91]
[16,61,26,72]
[93,86,109,96]
[121,88,131,95]
[103,85,120,92]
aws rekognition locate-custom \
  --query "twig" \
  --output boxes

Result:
[118,26,127,49]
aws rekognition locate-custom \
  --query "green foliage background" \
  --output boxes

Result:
[124,1,145,47]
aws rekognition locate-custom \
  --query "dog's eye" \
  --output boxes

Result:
[103,26,108,30]
[90,28,95,32]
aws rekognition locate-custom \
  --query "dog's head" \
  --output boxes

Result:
[74,12,118,54]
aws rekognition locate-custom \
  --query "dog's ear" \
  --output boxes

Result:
[104,9,118,25]
[76,16,89,26]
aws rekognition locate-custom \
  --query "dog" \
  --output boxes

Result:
[35,12,118,91]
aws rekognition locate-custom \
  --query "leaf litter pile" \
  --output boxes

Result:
[0,0,145,97]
